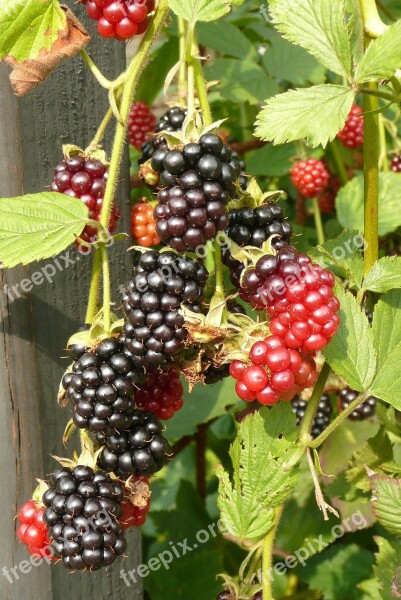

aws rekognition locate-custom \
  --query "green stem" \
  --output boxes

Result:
[329,139,349,186]
[192,37,212,127]
[85,248,102,324]
[359,87,399,104]
[309,390,370,448]
[362,85,380,275]
[298,362,331,446]
[187,61,196,117]
[90,106,114,148]
[262,506,283,600]
[178,17,187,106]
[214,242,224,294]
[379,113,389,171]
[101,245,111,333]
[80,49,114,89]
[358,0,388,37]
[312,197,325,245]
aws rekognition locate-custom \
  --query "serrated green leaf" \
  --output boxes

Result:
[336,172,401,237]
[308,229,364,289]
[371,290,401,409]
[269,0,352,78]
[356,20,401,83]
[217,405,299,543]
[373,536,401,600]
[262,32,326,86]
[0,0,66,62]
[255,85,354,148]
[323,287,376,391]
[346,428,393,492]
[167,0,230,25]
[362,257,401,293]
[369,473,401,536]
[0,192,89,267]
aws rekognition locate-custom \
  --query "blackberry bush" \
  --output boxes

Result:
[339,388,377,420]
[122,250,207,368]
[42,466,126,571]
[61,337,144,433]
[50,155,120,248]
[151,133,240,250]
[97,410,171,477]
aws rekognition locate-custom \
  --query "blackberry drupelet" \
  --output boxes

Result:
[339,388,377,420]
[151,133,240,251]
[223,202,293,288]
[138,106,187,166]
[62,337,144,433]
[122,250,207,368]
[291,394,332,438]
[97,411,171,478]
[42,466,126,571]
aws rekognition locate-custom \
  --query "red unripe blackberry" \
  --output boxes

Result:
[338,387,377,420]
[50,155,120,249]
[61,337,144,433]
[138,106,187,167]
[135,367,183,420]
[290,159,329,198]
[151,134,239,251]
[122,250,207,369]
[43,466,126,571]
[17,500,55,560]
[128,102,156,150]
[337,104,364,149]
[97,410,171,478]
[390,154,401,173]
[131,202,160,247]
[240,245,340,354]
[318,173,340,214]
[121,498,150,528]
[291,394,332,438]
[83,0,154,41]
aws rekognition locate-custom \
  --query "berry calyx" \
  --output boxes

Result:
[17,500,54,559]
[290,159,329,198]
[50,155,120,249]
[338,388,377,420]
[43,466,126,571]
[128,102,156,150]
[134,367,183,420]
[83,0,154,41]
[337,104,364,149]
[291,394,332,438]
[97,410,171,478]
[131,201,160,247]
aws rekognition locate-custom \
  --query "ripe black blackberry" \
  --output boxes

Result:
[291,394,332,439]
[151,133,240,251]
[232,150,247,190]
[122,250,207,368]
[97,410,171,477]
[138,106,187,166]
[62,337,144,433]
[42,465,126,571]
[222,202,292,288]
[339,388,377,420]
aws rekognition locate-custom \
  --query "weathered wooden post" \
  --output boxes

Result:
[0,3,142,597]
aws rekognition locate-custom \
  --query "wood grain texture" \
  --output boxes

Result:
[0,3,142,598]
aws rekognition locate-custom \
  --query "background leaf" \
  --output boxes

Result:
[269,0,352,78]
[336,172,401,237]
[355,19,401,83]
[323,287,377,391]
[255,85,354,147]
[0,192,89,267]
[373,537,401,600]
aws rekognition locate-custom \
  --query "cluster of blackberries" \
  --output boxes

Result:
[138,106,187,166]
[291,394,332,438]
[97,410,171,477]
[339,388,377,420]
[43,466,126,570]
[61,338,144,433]
[122,250,207,368]
[151,134,240,251]
[223,202,293,287]
[50,155,120,248]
